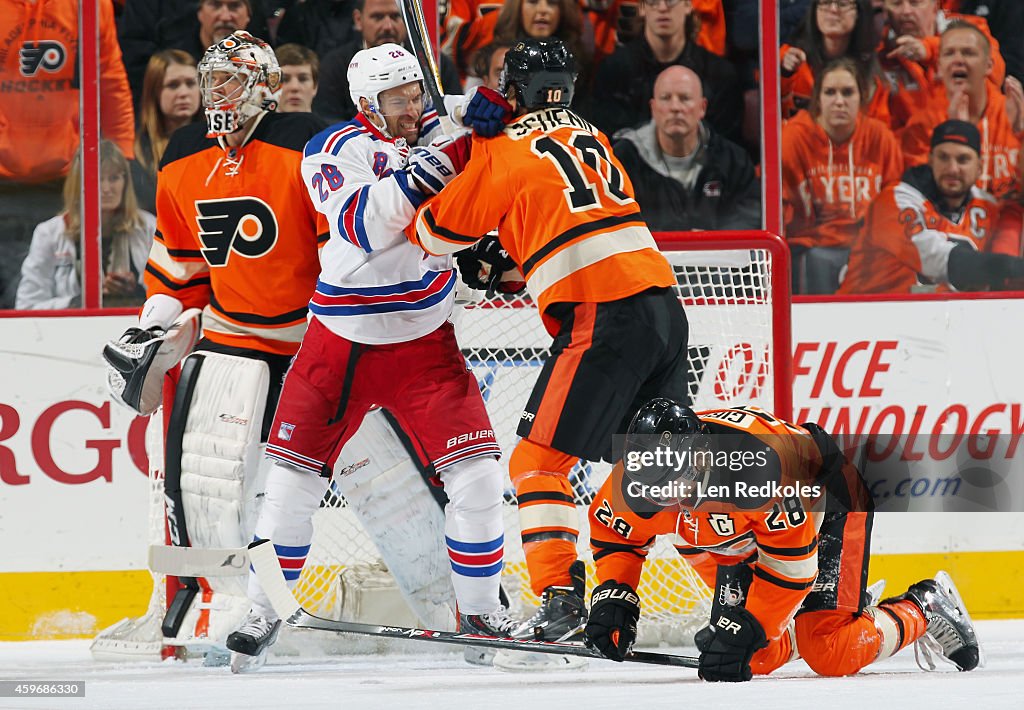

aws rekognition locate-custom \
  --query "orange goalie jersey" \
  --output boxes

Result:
[588,407,865,641]
[408,107,675,336]
[144,113,329,356]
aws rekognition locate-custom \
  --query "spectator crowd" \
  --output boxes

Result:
[2,0,1024,308]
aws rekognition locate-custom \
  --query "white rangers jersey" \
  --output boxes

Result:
[301,110,456,344]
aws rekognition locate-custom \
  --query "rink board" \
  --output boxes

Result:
[2,298,1024,639]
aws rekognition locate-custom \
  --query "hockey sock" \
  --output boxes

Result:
[440,457,505,615]
[247,461,331,618]
[509,440,580,595]
[869,599,928,659]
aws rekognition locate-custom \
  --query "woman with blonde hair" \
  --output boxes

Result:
[17,141,156,309]
[132,50,201,212]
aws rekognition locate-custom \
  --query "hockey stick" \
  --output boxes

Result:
[399,0,450,124]
[249,539,699,668]
[148,544,249,577]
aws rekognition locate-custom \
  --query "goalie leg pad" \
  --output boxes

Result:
[176,352,270,569]
[333,408,456,630]
[439,455,505,616]
[159,352,271,650]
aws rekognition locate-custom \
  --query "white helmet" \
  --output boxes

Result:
[198,31,281,136]
[348,43,423,115]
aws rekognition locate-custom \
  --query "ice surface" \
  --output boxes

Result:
[0,620,1021,710]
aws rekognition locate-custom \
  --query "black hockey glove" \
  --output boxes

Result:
[584,581,641,662]
[455,236,520,295]
[695,605,768,682]
[470,235,516,271]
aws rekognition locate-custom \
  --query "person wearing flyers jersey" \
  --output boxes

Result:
[408,37,689,651]
[583,398,981,681]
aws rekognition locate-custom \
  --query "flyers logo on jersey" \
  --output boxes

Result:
[195,197,279,266]
[19,41,67,76]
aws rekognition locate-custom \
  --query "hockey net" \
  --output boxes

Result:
[93,231,791,657]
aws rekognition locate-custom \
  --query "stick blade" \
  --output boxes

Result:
[147,545,249,576]
[247,539,302,621]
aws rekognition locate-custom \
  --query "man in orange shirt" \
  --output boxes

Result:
[583,398,981,681]
[899,20,1021,198]
[408,38,688,646]
[879,0,1004,126]
[841,119,1024,293]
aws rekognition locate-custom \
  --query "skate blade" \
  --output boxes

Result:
[934,570,985,669]
[202,646,231,667]
[492,649,588,672]
[229,650,268,674]
[463,645,495,667]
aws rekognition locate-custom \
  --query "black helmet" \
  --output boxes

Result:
[623,398,708,489]
[499,37,577,110]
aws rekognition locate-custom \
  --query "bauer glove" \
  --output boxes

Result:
[695,605,768,682]
[584,581,641,662]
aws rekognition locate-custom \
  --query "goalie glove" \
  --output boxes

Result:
[583,581,641,662]
[695,605,768,682]
[407,133,472,196]
[103,308,203,416]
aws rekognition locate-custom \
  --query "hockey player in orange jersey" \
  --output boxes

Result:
[840,119,1024,293]
[583,398,982,681]
[898,21,1021,198]
[408,37,689,648]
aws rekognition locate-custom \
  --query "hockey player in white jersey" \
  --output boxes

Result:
[226,43,519,672]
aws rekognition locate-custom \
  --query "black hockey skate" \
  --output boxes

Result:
[513,560,588,642]
[459,606,520,666]
[903,571,981,672]
[459,606,520,637]
[226,612,282,674]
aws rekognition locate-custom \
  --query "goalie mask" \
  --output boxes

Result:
[622,398,711,508]
[199,31,281,137]
[348,43,423,124]
[499,37,577,111]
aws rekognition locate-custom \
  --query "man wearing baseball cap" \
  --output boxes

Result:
[840,119,1024,293]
